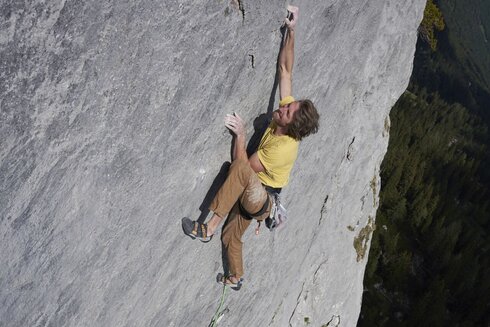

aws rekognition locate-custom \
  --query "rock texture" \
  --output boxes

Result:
[0,1,424,326]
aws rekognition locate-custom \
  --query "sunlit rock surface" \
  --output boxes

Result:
[0,1,424,326]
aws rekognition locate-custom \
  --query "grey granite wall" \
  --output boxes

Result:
[0,1,424,326]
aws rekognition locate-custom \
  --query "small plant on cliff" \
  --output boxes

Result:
[419,0,445,51]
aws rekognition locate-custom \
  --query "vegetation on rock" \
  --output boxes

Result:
[419,0,445,51]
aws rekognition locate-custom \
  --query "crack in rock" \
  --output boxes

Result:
[313,260,328,282]
[248,53,255,68]
[238,0,245,22]
[323,314,341,326]
[288,281,306,327]
[346,136,355,161]
[286,261,327,326]
[267,298,283,326]
[318,195,329,225]
[230,0,245,22]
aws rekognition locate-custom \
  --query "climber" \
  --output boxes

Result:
[183,5,319,290]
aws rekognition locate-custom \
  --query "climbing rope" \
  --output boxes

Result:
[208,285,229,327]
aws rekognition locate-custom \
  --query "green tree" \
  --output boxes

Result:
[419,0,445,51]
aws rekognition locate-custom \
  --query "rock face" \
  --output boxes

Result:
[0,1,424,326]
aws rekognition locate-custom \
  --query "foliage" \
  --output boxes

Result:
[437,0,490,92]
[359,88,490,326]
[419,0,445,51]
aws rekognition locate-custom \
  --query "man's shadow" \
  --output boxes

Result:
[194,27,287,276]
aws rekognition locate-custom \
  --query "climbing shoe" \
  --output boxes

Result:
[217,273,243,291]
[182,217,213,243]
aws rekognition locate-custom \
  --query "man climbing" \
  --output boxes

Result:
[183,5,320,290]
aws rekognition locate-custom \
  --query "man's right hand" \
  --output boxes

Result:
[224,113,246,138]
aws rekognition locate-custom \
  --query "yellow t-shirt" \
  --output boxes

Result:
[257,121,299,188]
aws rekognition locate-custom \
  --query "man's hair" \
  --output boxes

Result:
[287,99,320,141]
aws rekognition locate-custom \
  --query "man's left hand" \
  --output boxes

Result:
[285,5,299,30]
[224,113,246,137]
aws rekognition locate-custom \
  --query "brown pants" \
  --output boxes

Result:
[209,158,271,278]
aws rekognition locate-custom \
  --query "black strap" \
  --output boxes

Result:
[264,185,281,195]
[238,196,270,220]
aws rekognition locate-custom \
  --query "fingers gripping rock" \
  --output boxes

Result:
[285,5,299,29]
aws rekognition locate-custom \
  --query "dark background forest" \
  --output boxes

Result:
[359,0,490,326]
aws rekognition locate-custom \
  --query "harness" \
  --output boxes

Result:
[238,186,281,220]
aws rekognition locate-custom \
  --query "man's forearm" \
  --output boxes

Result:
[233,135,247,161]
[278,26,295,98]
[279,28,295,75]
[224,113,248,161]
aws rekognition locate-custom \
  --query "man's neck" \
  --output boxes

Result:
[273,124,288,136]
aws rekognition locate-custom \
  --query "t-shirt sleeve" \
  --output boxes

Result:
[279,96,295,107]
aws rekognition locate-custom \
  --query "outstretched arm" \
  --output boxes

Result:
[279,5,299,100]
